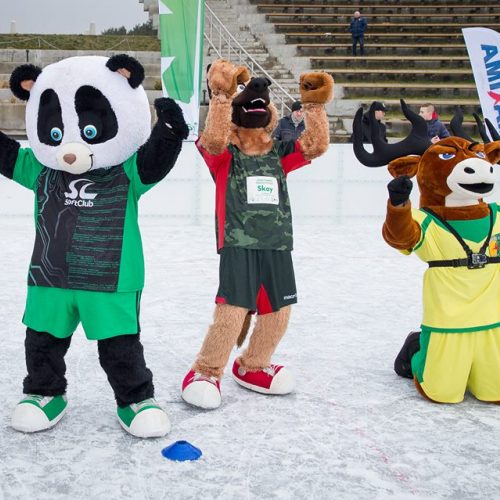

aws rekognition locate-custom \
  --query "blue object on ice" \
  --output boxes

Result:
[161,440,202,461]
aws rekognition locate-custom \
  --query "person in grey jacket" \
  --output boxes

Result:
[273,101,305,142]
[349,11,368,56]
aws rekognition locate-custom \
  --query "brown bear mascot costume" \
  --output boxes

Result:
[181,59,333,409]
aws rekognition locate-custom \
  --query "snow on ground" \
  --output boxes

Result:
[1,216,500,500]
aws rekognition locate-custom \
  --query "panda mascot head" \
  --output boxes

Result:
[10,54,151,174]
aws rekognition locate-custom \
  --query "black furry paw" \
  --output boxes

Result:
[154,98,190,140]
[394,330,421,379]
[388,175,413,207]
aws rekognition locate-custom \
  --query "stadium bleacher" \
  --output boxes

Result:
[249,0,500,140]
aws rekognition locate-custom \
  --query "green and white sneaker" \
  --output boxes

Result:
[117,398,170,438]
[11,394,68,433]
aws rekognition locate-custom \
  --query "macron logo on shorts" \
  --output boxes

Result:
[283,293,297,300]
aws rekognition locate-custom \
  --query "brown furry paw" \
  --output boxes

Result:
[299,72,334,104]
[208,59,251,98]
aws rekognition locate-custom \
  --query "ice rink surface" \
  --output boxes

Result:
[1,215,500,500]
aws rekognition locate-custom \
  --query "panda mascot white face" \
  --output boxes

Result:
[20,55,151,174]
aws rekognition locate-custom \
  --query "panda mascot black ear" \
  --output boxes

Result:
[106,54,145,89]
[10,64,42,101]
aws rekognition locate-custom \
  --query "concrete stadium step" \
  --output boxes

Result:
[211,32,258,44]
[330,68,474,84]
[245,0,498,141]
[202,52,294,82]
[205,0,297,100]
[249,0,497,6]
[285,33,465,44]
[342,83,478,99]
[297,44,468,57]
[206,48,274,61]
[265,13,499,23]
[206,50,276,66]
[0,88,14,101]
[207,46,269,55]
[358,99,481,116]
[138,75,161,90]
[255,3,498,14]
[311,56,472,70]
[274,22,500,34]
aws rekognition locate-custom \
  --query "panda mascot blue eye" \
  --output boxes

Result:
[83,124,98,140]
[50,127,63,143]
[438,153,455,160]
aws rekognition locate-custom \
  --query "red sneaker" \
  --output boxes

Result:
[232,360,295,395]
[181,370,221,409]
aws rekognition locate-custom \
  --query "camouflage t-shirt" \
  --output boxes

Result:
[197,139,310,251]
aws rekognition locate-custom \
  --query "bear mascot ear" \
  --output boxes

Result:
[10,64,42,101]
[106,54,145,89]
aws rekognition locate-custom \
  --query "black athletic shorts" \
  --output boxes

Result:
[215,247,297,314]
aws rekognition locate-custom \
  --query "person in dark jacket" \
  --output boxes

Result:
[350,101,388,143]
[272,100,305,141]
[349,11,368,56]
[419,103,450,144]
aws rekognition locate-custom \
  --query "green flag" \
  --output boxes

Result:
[159,0,204,140]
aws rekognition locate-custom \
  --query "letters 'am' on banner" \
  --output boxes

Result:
[463,27,500,138]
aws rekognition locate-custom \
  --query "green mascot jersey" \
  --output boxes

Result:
[13,148,156,293]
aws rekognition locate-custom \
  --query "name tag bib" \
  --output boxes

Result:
[246,176,279,205]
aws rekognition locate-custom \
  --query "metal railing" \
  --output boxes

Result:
[204,2,294,115]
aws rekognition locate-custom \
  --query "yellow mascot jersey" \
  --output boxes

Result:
[407,203,500,332]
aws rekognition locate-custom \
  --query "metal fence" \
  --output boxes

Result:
[204,3,294,116]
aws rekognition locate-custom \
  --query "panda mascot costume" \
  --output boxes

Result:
[0,55,188,438]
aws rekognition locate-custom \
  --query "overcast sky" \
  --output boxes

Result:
[1,0,150,35]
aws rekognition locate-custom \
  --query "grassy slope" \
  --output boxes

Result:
[0,34,160,52]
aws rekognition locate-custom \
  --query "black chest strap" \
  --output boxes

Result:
[422,207,499,269]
